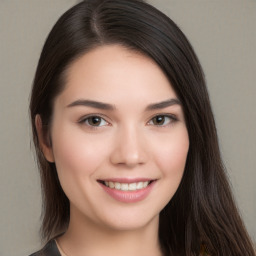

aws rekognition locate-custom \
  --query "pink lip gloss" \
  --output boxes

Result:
[99,181,155,203]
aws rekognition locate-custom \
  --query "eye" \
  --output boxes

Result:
[148,115,176,126]
[80,116,109,127]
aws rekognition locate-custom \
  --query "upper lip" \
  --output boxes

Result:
[97,178,156,183]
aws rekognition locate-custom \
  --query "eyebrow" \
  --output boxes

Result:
[145,98,181,111]
[66,98,181,111]
[67,99,116,110]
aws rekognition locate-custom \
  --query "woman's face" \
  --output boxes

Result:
[39,45,189,232]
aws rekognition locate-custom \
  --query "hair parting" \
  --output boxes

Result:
[30,1,255,255]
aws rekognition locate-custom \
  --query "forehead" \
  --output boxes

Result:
[57,44,177,106]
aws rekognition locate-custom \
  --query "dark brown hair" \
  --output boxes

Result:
[30,0,255,255]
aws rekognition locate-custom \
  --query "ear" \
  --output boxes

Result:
[35,114,55,163]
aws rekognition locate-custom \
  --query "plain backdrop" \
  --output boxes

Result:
[0,1,255,255]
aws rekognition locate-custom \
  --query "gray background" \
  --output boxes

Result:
[0,1,255,255]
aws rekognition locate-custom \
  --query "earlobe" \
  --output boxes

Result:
[35,114,55,163]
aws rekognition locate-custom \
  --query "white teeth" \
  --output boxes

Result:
[121,183,129,191]
[129,183,137,191]
[143,181,149,187]
[136,182,144,189]
[115,182,121,190]
[104,181,151,191]
[109,181,115,188]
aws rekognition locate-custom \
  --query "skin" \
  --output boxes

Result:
[36,45,189,256]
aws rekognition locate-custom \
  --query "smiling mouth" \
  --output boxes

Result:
[98,180,154,191]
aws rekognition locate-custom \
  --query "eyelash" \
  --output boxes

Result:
[147,114,177,127]
[78,114,178,129]
[78,114,110,129]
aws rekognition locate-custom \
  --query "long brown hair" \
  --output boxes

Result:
[30,0,255,255]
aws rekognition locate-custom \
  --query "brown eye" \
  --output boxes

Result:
[82,116,108,127]
[149,115,175,126]
[88,116,101,126]
[152,116,165,125]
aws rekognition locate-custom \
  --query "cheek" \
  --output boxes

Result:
[148,128,189,210]
[51,128,109,181]
[153,130,189,179]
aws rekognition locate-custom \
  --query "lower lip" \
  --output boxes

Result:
[99,181,155,203]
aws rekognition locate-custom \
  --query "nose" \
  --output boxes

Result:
[109,125,147,168]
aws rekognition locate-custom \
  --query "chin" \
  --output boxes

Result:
[95,209,160,233]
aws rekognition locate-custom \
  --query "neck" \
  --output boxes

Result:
[57,205,163,256]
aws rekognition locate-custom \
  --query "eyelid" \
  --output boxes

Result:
[78,114,111,127]
[147,113,178,126]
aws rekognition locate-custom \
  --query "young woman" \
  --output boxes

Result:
[29,0,255,255]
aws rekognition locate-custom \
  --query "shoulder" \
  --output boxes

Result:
[29,240,61,256]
